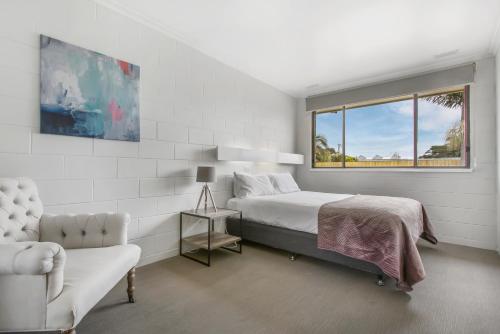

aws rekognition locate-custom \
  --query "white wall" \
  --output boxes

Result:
[296,57,498,250]
[496,51,500,253]
[0,0,296,265]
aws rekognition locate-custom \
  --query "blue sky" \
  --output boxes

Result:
[316,99,462,159]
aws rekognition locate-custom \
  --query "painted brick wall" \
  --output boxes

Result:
[496,51,500,254]
[0,0,297,265]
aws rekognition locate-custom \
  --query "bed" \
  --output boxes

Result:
[225,173,437,291]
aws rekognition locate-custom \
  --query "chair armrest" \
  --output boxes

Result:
[40,213,130,249]
[0,241,65,302]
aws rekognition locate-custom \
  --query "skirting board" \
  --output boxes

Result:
[217,146,304,164]
[436,235,497,251]
[138,248,179,267]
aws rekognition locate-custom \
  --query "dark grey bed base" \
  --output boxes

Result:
[227,217,385,280]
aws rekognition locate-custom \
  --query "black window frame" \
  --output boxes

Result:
[312,85,470,169]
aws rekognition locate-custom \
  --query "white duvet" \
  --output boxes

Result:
[226,191,353,234]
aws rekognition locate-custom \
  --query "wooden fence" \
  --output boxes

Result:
[314,158,463,168]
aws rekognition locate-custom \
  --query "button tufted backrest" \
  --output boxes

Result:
[0,178,43,243]
[40,213,129,249]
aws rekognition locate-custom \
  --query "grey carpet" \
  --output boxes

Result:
[78,242,500,334]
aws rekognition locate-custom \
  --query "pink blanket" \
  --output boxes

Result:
[318,195,437,291]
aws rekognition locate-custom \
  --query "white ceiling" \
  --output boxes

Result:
[97,0,500,97]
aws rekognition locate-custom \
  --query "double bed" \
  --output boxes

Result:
[225,173,437,291]
[228,191,353,234]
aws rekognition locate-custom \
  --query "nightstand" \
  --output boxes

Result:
[180,208,242,266]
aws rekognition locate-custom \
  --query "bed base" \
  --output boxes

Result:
[227,218,385,285]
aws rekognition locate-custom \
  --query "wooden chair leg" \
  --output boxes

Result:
[127,267,136,303]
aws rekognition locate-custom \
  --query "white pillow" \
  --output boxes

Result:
[233,172,275,198]
[268,173,300,194]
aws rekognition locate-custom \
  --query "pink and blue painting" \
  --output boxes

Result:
[40,35,140,142]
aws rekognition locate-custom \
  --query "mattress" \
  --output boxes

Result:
[226,191,353,234]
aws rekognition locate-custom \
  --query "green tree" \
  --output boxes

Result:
[315,134,358,163]
[419,121,464,159]
[420,92,465,159]
[315,134,335,162]
[445,120,463,153]
[424,92,463,109]
[315,135,329,151]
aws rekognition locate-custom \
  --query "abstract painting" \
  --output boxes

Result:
[40,35,140,142]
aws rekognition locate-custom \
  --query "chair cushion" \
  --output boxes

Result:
[46,244,141,330]
[40,213,129,249]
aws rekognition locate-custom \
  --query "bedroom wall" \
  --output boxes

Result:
[0,0,296,265]
[496,51,500,254]
[296,57,498,250]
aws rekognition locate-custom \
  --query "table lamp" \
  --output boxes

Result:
[195,166,217,212]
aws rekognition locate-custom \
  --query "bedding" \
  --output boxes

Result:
[268,173,301,193]
[318,195,437,291]
[233,172,276,198]
[227,191,353,233]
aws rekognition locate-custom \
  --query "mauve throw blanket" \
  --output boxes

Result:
[318,195,437,291]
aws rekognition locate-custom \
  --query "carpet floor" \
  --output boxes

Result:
[78,241,500,334]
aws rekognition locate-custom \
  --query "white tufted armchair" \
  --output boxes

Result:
[0,178,141,333]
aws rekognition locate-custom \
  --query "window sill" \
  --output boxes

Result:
[309,168,473,173]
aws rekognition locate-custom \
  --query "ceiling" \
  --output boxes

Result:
[96,0,500,97]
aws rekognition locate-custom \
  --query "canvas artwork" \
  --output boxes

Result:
[40,35,140,141]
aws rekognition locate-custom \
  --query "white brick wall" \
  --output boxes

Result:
[174,143,204,160]
[138,214,179,238]
[94,139,139,157]
[140,119,157,139]
[157,159,193,177]
[157,194,197,215]
[117,158,156,178]
[139,140,174,159]
[93,179,139,201]
[117,198,157,219]
[0,154,64,178]
[174,177,203,195]
[157,122,189,143]
[65,156,117,178]
[0,124,31,153]
[140,178,175,197]
[32,133,93,155]
[37,179,93,205]
[0,96,38,126]
[188,128,213,145]
[497,51,500,254]
[0,0,297,264]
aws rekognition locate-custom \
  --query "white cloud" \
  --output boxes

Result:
[418,100,461,132]
[392,103,413,117]
[391,99,462,131]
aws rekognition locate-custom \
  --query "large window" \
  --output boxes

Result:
[312,86,469,168]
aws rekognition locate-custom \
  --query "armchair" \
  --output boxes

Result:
[0,178,141,333]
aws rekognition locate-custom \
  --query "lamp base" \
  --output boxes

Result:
[195,183,217,212]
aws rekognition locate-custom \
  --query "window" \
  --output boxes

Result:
[417,91,467,167]
[312,86,469,168]
[314,110,343,167]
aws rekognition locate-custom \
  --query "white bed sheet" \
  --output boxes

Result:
[226,191,354,234]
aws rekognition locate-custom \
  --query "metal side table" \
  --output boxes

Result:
[180,208,242,266]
